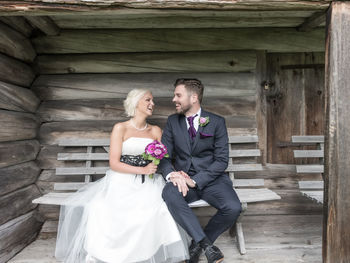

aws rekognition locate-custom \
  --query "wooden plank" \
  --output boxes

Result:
[35,51,257,74]
[32,72,256,100]
[292,135,324,143]
[0,16,33,37]
[228,135,258,143]
[293,149,324,158]
[0,140,40,168]
[301,191,323,204]
[55,167,109,175]
[0,211,42,263]
[298,181,324,189]
[229,149,260,157]
[324,2,350,262]
[226,164,262,172]
[32,28,325,54]
[57,152,109,161]
[0,184,40,225]
[0,53,35,87]
[37,96,256,122]
[25,16,60,36]
[296,165,324,173]
[52,12,311,29]
[0,81,40,112]
[0,110,39,142]
[0,21,36,62]
[0,1,331,15]
[256,51,267,165]
[0,161,40,196]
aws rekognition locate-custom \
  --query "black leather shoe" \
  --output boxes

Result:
[204,245,224,263]
[188,240,202,263]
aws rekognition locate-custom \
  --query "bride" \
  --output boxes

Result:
[55,89,189,263]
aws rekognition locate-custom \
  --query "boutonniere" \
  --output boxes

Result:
[198,116,210,127]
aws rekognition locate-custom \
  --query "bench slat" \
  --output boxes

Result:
[33,188,281,206]
[228,135,258,143]
[296,165,324,173]
[298,181,324,190]
[229,149,260,157]
[292,136,324,143]
[226,163,262,172]
[54,178,265,191]
[293,150,324,158]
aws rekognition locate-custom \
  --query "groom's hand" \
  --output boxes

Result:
[169,172,189,197]
[179,171,196,188]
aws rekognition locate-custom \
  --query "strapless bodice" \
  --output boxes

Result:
[122,137,154,155]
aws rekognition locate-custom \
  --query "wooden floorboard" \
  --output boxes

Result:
[9,214,322,263]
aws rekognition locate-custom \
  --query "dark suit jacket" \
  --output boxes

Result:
[159,109,229,190]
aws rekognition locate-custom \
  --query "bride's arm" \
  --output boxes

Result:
[109,123,155,175]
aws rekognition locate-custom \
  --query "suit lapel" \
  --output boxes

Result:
[179,114,191,153]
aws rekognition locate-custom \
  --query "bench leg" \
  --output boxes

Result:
[231,202,247,255]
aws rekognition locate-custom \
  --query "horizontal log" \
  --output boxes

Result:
[51,12,319,29]
[0,16,33,37]
[0,1,330,15]
[0,184,40,225]
[0,161,40,196]
[37,97,255,121]
[32,72,256,100]
[0,53,35,87]
[0,81,40,112]
[32,28,325,54]
[0,21,36,62]
[0,139,40,168]
[0,110,39,142]
[0,211,42,263]
[39,116,256,145]
[35,51,257,74]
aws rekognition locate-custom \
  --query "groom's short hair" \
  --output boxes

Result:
[174,78,204,103]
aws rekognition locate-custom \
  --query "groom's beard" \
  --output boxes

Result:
[175,104,191,115]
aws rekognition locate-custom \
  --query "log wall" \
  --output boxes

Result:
[0,20,42,263]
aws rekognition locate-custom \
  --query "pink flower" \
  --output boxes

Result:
[146,144,156,154]
[154,149,162,156]
[199,117,207,124]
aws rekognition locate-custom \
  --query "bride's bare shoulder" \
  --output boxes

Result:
[149,124,162,139]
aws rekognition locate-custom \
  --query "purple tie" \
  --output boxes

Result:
[187,114,198,140]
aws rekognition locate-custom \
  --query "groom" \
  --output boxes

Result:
[159,78,242,263]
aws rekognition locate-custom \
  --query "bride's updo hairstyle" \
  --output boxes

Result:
[123,89,151,117]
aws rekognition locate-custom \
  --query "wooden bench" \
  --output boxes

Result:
[33,135,281,255]
[292,135,324,204]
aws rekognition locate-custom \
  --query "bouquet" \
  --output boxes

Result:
[142,140,169,178]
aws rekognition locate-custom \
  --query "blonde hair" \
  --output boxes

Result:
[123,89,151,117]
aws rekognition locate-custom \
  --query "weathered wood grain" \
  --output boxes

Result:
[35,51,257,74]
[0,53,35,87]
[266,52,325,164]
[25,16,60,36]
[324,2,350,262]
[0,21,36,62]
[0,16,33,37]
[297,11,326,32]
[31,73,256,100]
[0,1,331,15]
[31,28,325,54]
[0,161,40,196]
[0,81,40,112]
[0,211,42,263]
[0,110,39,142]
[37,97,255,122]
[0,140,40,168]
[51,14,308,29]
[0,184,40,225]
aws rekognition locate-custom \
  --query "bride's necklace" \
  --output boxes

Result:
[130,119,148,131]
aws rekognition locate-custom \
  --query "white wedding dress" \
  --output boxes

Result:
[55,137,189,263]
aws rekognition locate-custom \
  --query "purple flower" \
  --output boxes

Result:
[198,116,210,127]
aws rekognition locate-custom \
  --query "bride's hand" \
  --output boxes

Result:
[142,162,158,175]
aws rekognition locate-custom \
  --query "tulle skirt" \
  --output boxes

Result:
[55,170,189,263]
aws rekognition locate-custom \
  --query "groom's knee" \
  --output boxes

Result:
[162,183,182,204]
